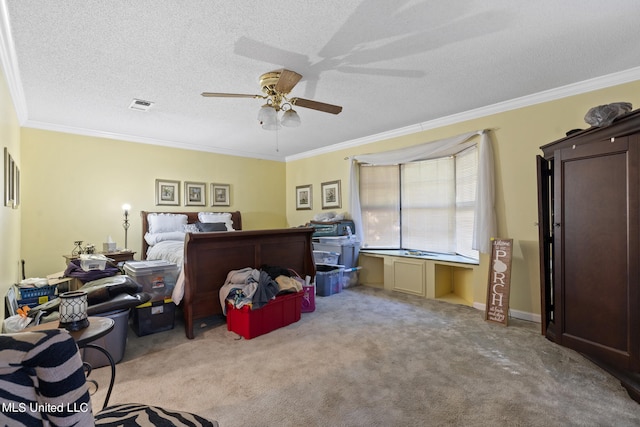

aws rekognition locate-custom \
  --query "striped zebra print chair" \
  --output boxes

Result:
[0,329,218,426]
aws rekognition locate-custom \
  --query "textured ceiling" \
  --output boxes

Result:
[2,0,640,161]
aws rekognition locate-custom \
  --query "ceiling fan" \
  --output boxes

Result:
[201,69,342,130]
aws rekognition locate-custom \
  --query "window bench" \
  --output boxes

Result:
[358,250,479,306]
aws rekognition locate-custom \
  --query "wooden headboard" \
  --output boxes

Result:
[140,211,242,259]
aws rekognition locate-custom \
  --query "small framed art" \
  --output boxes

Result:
[4,147,12,207]
[155,179,180,206]
[296,184,312,210]
[321,180,341,209]
[211,183,230,206]
[12,165,19,209]
[185,181,206,206]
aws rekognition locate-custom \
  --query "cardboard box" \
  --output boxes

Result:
[46,272,81,292]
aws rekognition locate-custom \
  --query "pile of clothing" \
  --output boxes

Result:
[219,265,303,314]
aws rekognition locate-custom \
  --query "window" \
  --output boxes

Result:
[359,145,478,260]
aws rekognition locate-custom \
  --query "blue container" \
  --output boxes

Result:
[315,264,344,296]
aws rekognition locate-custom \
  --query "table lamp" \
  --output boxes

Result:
[122,203,130,251]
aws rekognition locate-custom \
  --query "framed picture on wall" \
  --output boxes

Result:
[155,179,180,206]
[321,180,341,209]
[296,184,312,210]
[4,147,12,207]
[211,183,230,206]
[12,165,19,209]
[185,181,206,206]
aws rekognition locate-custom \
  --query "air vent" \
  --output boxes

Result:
[129,98,154,112]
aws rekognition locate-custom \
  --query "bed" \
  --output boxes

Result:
[140,211,316,339]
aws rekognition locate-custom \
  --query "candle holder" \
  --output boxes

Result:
[71,240,84,256]
[58,290,89,331]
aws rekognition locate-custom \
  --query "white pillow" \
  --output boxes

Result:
[144,231,186,246]
[147,213,188,234]
[197,212,234,231]
[183,223,200,233]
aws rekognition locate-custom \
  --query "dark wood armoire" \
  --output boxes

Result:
[537,109,640,403]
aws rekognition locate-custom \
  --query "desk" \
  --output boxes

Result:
[26,317,116,409]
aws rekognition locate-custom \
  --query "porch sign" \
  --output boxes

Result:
[485,238,513,326]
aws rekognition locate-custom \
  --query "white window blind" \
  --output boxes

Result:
[359,145,479,259]
[402,157,455,253]
[359,165,400,248]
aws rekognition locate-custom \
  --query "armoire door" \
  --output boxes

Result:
[554,135,639,371]
[536,154,554,337]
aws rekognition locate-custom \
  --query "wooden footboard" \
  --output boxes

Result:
[182,227,316,339]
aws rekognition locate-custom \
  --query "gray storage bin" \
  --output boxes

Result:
[81,308,129,368]
[313,238,359,269]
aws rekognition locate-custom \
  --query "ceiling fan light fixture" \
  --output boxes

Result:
[281,108,301,128]
[202,69,342,131]
[257,103,277,123]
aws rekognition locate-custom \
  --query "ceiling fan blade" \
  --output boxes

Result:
[274,69,302,94]
[290,98,343,115]
[201,92,263,99]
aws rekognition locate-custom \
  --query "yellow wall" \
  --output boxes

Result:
[0,65,21,316]
[285,79,640,319]
[5,61,640,322]
[20,129,286,277]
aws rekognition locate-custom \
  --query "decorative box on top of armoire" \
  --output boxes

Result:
[536,108,640,403]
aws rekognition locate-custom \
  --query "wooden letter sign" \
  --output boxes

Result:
[485,238,513,326]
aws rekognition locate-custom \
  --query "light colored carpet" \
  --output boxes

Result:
[89,286,640,426]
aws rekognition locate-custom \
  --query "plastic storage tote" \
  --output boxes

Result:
[313,250,340,264]
[81,308,130,368]
[131,298,176,336]
[315,264,344,296]
[226,291,303,339]
[313,237,360,269]
[123,260,178,302]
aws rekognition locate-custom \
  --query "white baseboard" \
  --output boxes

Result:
[472,302,541,324]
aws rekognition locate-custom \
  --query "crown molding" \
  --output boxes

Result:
[23,119,287,162]
[285,66,640,162]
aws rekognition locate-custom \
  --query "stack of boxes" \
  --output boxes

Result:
[311,221,360,296]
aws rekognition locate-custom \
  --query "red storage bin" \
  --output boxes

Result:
[226,291,303,339]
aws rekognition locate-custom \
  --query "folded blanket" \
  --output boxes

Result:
[219,268,260,315]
